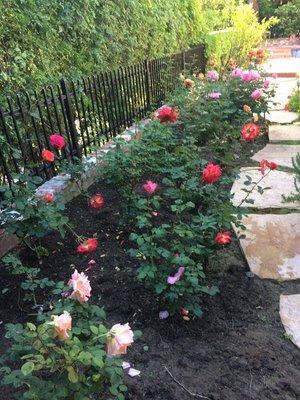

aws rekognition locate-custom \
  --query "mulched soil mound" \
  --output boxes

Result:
[0,131,299,400]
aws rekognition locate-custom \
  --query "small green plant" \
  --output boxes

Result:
[284,152,300,203]
[288,85,300,115]
[0,173,69,253]
[2,253,66,307]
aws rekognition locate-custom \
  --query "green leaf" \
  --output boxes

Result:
[133,330,142,339]
[21,361,34,376]
[90,325,98,334]
[110,386,119,396]
[26,322,36,331]
[67,366,78,383]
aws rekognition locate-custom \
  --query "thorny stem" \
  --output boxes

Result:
[237,169,271,207]
[146,196,155,271]
[65,223,84,242]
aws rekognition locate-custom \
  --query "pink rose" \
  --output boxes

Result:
[208,92,222,100]
[251,89,263,100]
[143,180,158,194]
[68,269,91,303]
[231,68,243,78]
[263,78,271,89]
[52,311,72,341]
[206,70,219,81]
[106,323,134,356]
[242,70,260,81]
[167,266,185,285]
[49,134,65,150]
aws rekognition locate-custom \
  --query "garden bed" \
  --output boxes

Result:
[0,133,299,400]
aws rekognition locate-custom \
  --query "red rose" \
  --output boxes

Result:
[268,161,278,170]
[50,134,65,150]
[154,105,178,123]
[89,193,105,209]
[259,159,269,175]
[180,307,189,316]
[202,163,222,184]
[43,192,55,203]
[259,159,278,175]
[241,122,260,142]
[42,149,55,162]
[215,231,232,245]
[77,238,98,254]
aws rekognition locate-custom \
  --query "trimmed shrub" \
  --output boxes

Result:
[0,0,206,96]
[205,4,278,71]
[274,0,300,37]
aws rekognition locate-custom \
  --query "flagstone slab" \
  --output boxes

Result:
[268,78,298,111]
[265,111,298,124]
[269,124,300,142]
[233,214,300,281]
[280,295,300,349]
[231,167,300,209]
[251,144,300,168]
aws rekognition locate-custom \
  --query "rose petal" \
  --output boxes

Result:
[159,311,169,320]
[167,276,178,285]
[128,368,141,377]
[122,361,131,370]
[167,267,185,285]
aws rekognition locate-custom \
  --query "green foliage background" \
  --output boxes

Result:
[0,0,207,96]
[0,0,275,97]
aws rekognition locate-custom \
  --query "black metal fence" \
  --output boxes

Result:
[0,45,206,187]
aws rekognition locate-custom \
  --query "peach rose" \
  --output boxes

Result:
[243,105,252,113]
[52,311,72,341]
[196,72,205,81]
[183,78,195,89]
[68,269,91,303]
[106,323,134,356]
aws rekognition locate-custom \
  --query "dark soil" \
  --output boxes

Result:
[0,131,299,400]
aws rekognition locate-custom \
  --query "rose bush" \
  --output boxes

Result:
[0,270,135,399]
[168,65,275,164]
[99,62,274,317]
[101,115,244,316]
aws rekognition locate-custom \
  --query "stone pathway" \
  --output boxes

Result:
[233,214,300,281]
[264,110,298,124]
[232,77,300,349]
[231,168,299,209]
[269,124,300,142]
[251,144,300,168]
[269,78,298,111]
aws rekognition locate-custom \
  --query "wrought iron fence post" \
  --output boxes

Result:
[144,60,151,110]
[60,78,81,159]
[199,44,207,73]
[181,51,186,71]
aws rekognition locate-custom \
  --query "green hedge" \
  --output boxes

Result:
[0,0,206,96]
[205,4,277,70]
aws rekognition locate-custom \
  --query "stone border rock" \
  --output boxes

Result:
[280,294,300,349]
